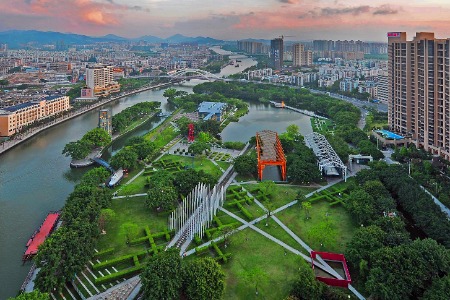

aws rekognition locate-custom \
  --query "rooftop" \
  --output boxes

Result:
[198,102,226,114]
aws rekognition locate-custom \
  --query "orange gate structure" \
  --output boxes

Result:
[256,130,287,181]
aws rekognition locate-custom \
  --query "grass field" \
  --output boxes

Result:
[96,196,168,257]
[276,199,356,253]
[162,154,223,177]
[222,228,302,299]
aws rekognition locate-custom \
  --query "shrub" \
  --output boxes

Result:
[93,248,114,258]
[95,265,144,285]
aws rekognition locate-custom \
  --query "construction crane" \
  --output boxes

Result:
[279,35,295,39]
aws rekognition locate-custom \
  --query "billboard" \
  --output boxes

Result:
[387,32,401,37]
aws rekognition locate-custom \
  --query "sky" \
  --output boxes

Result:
[1,0,450,41]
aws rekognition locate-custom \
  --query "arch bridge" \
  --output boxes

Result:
[169,68,224,81]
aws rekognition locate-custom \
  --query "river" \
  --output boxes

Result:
[0,55,311,298]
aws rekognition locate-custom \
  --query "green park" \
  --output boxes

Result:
[18,81,450,300]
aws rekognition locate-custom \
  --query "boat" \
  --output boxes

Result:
[236,59,242,62]
[23,211,60,261]
[108,168,124,187]
[235,64,239,67]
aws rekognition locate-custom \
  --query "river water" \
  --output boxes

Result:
[0,53,311,298]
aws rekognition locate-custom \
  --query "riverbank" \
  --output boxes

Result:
[0,82,171,156]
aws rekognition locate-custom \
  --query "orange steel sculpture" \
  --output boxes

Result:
[256,130,287,181]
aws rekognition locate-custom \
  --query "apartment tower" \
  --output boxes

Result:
[270,38,284,70]
[293,44,313,67]
[388,32,450,159]
[85,64,120,97]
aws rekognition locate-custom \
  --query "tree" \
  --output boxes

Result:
[132,140,156,160]
[82,128,111,148]
[0,79,9,86]
[366,239,450,300]
[239,267,268,296]
[258,180,276,200]
[307,218,337,249]
[8,291,49,300]
[80,167,110,186]
[345,225,385,271]
[188,141,210,156]
[109,147,138,170]
[290,260,324,300]
[147,182,178,211]
[140,249,183,300]
[173,169,216,196]
[286,124,300,140]
[345,189,376,225]
[234,154,257,175]
[182,257,225,300]
[422,275,450,300]
[302,201,312,219]
[62,140,91,160]
[163,88,178,101]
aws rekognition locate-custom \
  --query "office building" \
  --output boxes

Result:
[388,32,450,159]
[0,95,70,137]
[271,38,284,70]
[85,64,120,97]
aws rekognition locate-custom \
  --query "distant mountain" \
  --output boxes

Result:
[164,34,223,44]
[100,34,128,41]
[0,30,225,48]
[134,35,164,43]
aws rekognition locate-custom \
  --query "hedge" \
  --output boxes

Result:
[95,265,144,285]
[236,202,253,220]
[93,248,114,258]
[92,250,147,270]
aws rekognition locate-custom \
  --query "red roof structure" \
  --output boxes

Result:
[310,251,352,288]
[23,212,60,261]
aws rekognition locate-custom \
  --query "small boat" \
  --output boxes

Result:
[235,64,239,67]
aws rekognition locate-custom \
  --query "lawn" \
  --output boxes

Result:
[276,199,357,254]
[245,183,317,210]
[116,174,148,196]
[162,154,223,177]
[222,228,302,300]
[96,196,168,257]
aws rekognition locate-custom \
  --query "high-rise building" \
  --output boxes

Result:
[388,32,450,159]
[98,109,112,135]
[237,40,265,54]
[270,38,284,70]
[377,70,389,104]
[85,64,120,97]
[293,44,313,67]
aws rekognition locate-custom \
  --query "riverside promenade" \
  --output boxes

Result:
[0,82,171,156]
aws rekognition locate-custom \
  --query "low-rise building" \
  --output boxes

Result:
[198,102,227,121]
[0,95,70,136]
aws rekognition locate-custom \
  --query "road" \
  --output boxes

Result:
[308,89,388,113]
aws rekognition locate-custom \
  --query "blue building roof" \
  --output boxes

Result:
[3,102,36,112]
[2,96,64,112]
[198,102,226,115]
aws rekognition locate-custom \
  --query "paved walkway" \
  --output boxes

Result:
[420,185,450,218]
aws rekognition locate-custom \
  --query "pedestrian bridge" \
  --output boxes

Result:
[92,157,115,173]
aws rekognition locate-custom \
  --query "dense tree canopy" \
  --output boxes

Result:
[8,291,49,300]
[182,257,225,300]
[140,249,183,300]
[234,154,257,176]
[112,102,160,133]
[109,147,139,170]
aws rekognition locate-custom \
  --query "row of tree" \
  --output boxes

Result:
[111,101,160,133]
[140,249,225,300]
[34,168,112,292]
[343,163,450,299]
[62,128,112,160]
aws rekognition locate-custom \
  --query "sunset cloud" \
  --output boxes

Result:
[0,0,449,41]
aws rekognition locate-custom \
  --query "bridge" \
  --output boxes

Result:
[256,130,287,181]
[304,133,347,181]
[92,157,115,173]
[128,68,226,82]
